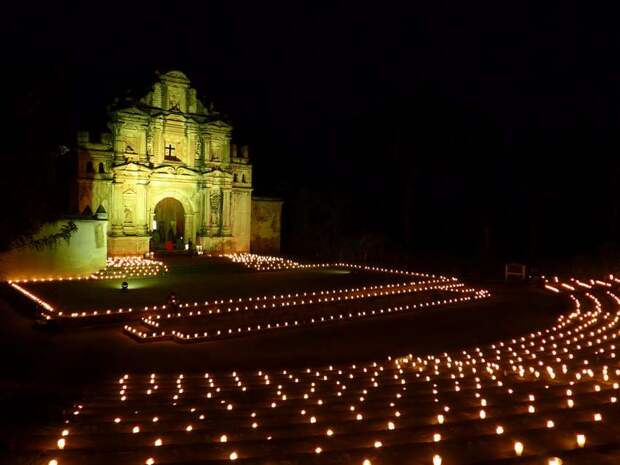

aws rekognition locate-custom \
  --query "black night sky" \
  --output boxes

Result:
[5,1,620,276]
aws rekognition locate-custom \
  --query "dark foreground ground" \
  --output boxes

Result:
[0,258,567,463]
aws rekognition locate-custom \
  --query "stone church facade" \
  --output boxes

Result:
[77,70,256,256]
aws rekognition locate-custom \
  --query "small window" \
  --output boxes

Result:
[233,173,238,182]
[242,174,246,183]
[98,162,105,174]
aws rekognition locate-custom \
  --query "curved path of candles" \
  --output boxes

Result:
[28,275,620,465]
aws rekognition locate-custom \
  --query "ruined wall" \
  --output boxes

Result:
[0,219,108,280]
[251,197,283,255]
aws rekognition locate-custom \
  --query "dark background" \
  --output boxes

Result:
[4,1,619,276]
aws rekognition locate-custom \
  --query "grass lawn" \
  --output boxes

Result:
[20,257,412,313]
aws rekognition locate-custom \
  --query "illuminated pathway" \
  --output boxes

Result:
[27,274,620,464]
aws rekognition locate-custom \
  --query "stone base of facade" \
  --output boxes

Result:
[108,235,150,256]
[197,235,249,254]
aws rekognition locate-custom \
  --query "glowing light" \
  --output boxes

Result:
[514,441,524,456]
[433,454,442,465]
[576,434,586,447]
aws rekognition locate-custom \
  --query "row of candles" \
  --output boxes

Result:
[125,287,490,343]
[137,281,468,323]
[224,253,451,280]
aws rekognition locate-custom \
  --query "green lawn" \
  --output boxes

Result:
[21,257,412,312]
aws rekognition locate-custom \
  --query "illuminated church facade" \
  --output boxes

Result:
[76,70,262,256]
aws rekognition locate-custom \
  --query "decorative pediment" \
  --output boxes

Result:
[152,165,177,175]
[151,165,199,177]
[176,166,199,176]
[206,168,232,178]
[112,162,152,173]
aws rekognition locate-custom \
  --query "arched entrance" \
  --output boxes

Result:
[152,197,185,250]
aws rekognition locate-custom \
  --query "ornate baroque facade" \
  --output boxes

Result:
[77,71,253,255]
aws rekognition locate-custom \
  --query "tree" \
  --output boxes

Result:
[1,70,76,252]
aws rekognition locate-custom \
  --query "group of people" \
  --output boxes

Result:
[150,230,196,253]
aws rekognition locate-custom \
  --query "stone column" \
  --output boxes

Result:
[149,208,155,233]
[113,124,125,164]
[136,182,149,235]
[145,123,153,164]
[184,213,193,244]
[154,122,163,164]
[139,123,149,164]
[222,188,232,236]
[199,185,210,236]
[110,182,124,236]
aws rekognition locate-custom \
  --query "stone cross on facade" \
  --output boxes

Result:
[164,144,175,159]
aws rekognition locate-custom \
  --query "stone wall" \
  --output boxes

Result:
[0,219,108,280]
[251,197,283,254]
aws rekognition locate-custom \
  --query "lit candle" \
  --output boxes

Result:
[514,441,524,456]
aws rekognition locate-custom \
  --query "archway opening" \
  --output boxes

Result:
[152,197,185,250]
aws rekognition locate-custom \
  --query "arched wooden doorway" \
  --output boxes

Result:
[152,197,185,250]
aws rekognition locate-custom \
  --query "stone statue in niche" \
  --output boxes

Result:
[169,94,181,112]
[209,191,221,227]
[211,140,221,161]
[124,208,133,224]
[195,137,202,159]
[146,127,153,156]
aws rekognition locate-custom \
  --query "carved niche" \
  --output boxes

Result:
[122,188,137,225]
[209,190,222,227]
